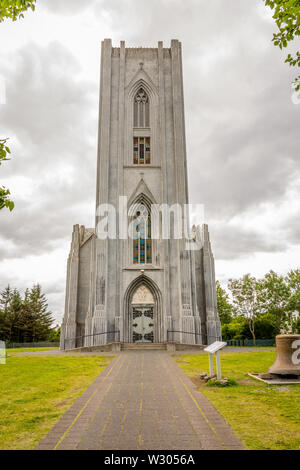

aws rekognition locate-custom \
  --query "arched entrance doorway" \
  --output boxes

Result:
[124,276,162,343]
[131,285,154,343]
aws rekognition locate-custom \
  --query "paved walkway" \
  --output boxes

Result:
[36,351,245,450]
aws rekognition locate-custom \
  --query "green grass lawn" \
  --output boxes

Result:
[6,347,59,354]
[174,351,300,450]
[0,352,112,450]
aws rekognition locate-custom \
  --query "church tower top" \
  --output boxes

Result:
[101,39,183,58]
[102,38,182,50]
[95,36,189,211]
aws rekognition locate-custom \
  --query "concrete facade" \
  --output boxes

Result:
[60,40,221,350]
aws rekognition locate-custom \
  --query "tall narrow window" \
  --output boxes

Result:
[133,209,152,264]
[133,137,150,165]
[134,88,149,128]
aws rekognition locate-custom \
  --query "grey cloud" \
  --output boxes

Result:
[1,42,98,176]
[210,223,286,261]
[0,42,97,259]
[187,34,299,220]
[90,0,300,221]
[43,282,66,322]
[283,210,300,245]
[94,0,258,46]
[41,0,98,15]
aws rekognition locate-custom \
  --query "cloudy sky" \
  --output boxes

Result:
[0,0,299,323]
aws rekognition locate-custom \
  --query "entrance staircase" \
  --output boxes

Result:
[121,342,167,351]
[63,342,205,353]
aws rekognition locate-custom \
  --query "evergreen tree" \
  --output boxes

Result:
[0,284,54,343]
[0,287,23,342]
[25,284,54,342]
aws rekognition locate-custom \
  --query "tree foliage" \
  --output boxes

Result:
[0,0,36,22]
[228,274,261,345]
[287,268,300,312]
[0,138,14,211]
[0,1,38,209]
[219,268,300,341]
[265,0,300,91]
[216,281,234,324]
[259,270,291,334]
[0,284,57,343]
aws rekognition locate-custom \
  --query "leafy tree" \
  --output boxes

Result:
[0,2,38,209]
[255,312,277,338]
[285,268,300,333]
[219,268,299,341]
[228,274,262,345]
[216,281,234,324]
[221,313,277,341]
[293,316,300,333]
[265,0,300,91]
[259,270,291,334]
[0,0,36,22]
[287,268,300,313]
[48,325,61,342]
[0,138,14,211]
[221,316,249,340]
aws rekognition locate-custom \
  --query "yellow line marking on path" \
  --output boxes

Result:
[79,381,113,449]
[81,353,130,449]
[120,409,128,436]
[100,409,113,438]
[168,356,227,449]
[137,353,144,450]
[100,353,132,444]
[81,354,130,448]
[161,358,204,449]
[53,354,123,450]
[120,355,134,437]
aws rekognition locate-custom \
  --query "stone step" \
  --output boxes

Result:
[121,342,167,351]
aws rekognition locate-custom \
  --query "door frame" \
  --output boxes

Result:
[131,303,155,343]
[124,275,163,343]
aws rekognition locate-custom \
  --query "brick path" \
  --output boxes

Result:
[36,352,245,450]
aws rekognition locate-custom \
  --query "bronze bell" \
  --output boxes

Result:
[269,334,300,376]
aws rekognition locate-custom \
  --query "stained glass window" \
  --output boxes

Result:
[133,137,138,164]
[133,212,152,265]
[146,217,152,262]
[133,137,150,165]
[145,137,150,164]
[134,88,149,128]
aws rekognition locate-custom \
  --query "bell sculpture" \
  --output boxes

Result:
[268,334,300,377]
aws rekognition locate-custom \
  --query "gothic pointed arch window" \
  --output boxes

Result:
[133,87,151,165]
[134,87,149,128]
[132,203,152,264]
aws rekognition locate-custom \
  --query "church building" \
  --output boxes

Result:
[60,40,221,350]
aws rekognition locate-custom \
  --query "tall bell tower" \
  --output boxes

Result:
[60,40,221,349]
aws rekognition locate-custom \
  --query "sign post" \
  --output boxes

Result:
[204,341,227,379]
[0,340,5,365]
